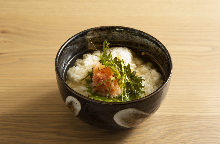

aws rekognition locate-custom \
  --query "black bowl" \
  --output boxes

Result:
[55,26,172,129]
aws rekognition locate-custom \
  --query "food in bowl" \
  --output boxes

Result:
[66,40,163,102]
[55,26,172,129]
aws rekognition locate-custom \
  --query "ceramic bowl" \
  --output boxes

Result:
[55,26,172,129]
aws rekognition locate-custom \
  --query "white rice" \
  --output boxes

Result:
[66,47,163,97]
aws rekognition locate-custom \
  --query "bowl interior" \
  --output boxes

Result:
[55,26,172,99]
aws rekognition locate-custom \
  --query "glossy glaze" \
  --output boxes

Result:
[55,26,172,129]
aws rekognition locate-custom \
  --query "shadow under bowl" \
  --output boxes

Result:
[55,26,172,129]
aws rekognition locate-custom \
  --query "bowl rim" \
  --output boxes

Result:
[55,26,172,105]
